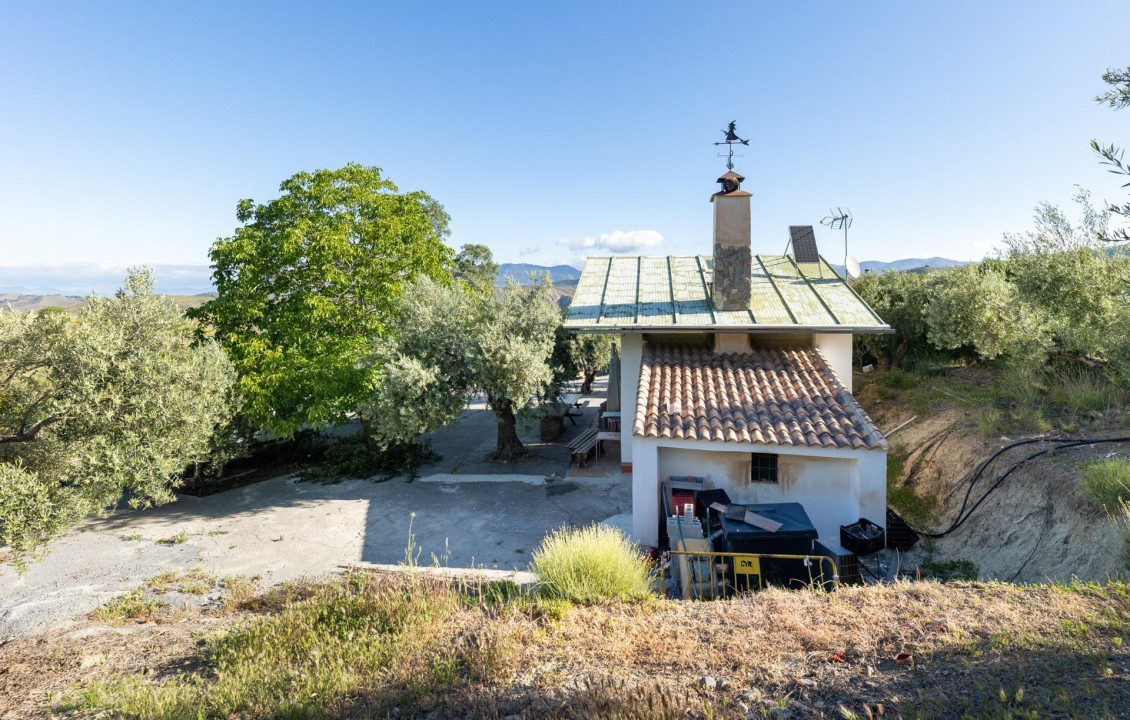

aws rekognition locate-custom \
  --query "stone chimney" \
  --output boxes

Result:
[710,170,752,311]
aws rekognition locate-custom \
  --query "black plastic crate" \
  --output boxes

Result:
[885,507,919,550]
[840,518,885,556]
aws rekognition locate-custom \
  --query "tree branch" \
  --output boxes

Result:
[0,414,60,444]
[1040,344,1106,368]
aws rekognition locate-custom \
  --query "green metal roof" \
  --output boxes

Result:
[564,255,889,333]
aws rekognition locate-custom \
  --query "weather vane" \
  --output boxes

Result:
[714,121,749,171]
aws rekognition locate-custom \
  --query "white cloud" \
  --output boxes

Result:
[557,230,666,255]
[568,236,597,251]
[517,244,540,257]
[596,230,664,252]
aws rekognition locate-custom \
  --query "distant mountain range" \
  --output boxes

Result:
[0,264,214,296]
[495,263,582,286]
[0,257,968,303]
[828,257,969,276]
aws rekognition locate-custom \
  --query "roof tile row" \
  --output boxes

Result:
[634,345,887,450]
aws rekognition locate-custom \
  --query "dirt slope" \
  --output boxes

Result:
[857,371,1128,583]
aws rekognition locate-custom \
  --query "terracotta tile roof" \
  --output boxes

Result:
[634,345,887,450]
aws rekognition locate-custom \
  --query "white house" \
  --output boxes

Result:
[563,168,891,549]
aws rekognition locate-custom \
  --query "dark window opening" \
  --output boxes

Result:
[751,453,778,483]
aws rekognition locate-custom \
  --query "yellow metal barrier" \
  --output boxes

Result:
[661,550,840,599]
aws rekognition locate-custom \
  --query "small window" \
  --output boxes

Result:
[751,453,778,483]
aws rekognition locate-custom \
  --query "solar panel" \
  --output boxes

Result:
[788,225,820,264]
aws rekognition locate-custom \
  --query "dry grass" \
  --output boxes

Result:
[51,571,1130,720]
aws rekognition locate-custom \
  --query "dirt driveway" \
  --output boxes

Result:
[0,381,630,640]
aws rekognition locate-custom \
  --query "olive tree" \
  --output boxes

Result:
[191,164,453,438]
[567,333,617,393]
[0,269,237,565]
[367,275,561,461]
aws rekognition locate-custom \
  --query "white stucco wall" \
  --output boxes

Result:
[629,435,885,548]
[619,333,643,466]
[813,333,853,392]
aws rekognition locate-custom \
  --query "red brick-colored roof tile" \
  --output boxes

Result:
[634,345,887,451]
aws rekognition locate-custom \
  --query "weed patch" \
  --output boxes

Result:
[880,369,917,389]
[976,406,1006,437]
[1080,457,1130,511]
[155,531,188,546]
[922,558,979,581]
[90,592,165,625]
[1117,501,1130,572]
[885,448,937,529]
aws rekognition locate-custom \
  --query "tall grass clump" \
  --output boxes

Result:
[530,524,653,604]
[1080,457,1130,511]
[1048,368,1126,413]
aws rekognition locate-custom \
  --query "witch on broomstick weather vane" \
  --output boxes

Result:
[714,120,749,171]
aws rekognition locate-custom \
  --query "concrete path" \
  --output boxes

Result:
[0,377,630,639]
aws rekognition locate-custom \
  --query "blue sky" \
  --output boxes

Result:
[2,1,1128,283]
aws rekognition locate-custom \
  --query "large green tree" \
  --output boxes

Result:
[367,274,561,461]
[191,164,453,437]
[0,269,237,564]
[453,243,499,295]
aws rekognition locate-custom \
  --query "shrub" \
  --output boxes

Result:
[530,524,653,604]
[1080,458,1130,511]
[302,437,441,482]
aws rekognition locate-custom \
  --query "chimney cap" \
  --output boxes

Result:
[712,169,749,199]
[712,169,751,200]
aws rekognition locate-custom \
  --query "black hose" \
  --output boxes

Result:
[915,435,1130,539]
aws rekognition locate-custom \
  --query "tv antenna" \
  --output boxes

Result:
[714,121,749,171]
[821,207,853,276]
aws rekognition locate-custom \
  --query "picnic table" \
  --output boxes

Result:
[559,393,585,425]
[594,430,621,461]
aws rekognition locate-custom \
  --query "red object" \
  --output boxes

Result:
[671,492,694,516]
[894,652,913,665]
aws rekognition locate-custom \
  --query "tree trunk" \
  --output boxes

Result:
[888,339,910,370]
[581,370,596,394]
[494,402,525,462]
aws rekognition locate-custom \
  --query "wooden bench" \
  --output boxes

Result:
[568,430,599,467]
[566,416,602,467]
